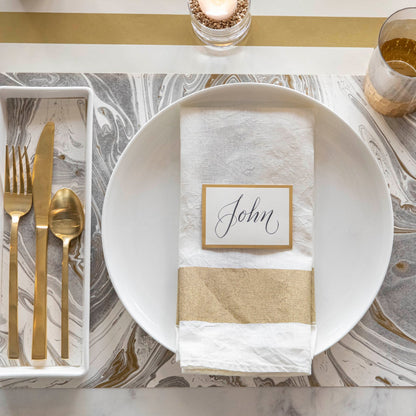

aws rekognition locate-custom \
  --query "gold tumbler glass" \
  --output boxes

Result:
[364,7,416,117]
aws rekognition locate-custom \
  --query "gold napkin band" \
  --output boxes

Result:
[177,267,315,325]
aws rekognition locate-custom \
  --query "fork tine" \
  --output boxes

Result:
[11,146,17,193]
[5,145,10,193]
[24,146,32,194]
[18,146,24,194]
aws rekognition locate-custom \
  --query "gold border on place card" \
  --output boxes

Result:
[202,184,293,250]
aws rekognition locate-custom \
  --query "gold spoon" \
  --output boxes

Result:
[49,188,84,359]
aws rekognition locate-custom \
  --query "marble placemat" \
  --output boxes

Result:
[0,73,414,388]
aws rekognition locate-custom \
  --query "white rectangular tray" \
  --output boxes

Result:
[0,87,93,378]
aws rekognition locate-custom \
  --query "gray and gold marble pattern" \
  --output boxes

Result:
[0,73,414,388]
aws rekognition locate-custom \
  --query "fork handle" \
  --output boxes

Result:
[8,216,20,359]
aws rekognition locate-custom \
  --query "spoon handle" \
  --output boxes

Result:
[61,240,70,359]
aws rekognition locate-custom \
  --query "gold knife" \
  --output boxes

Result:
[31,122,55,360]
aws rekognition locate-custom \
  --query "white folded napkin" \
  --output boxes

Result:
[177,105,316,376]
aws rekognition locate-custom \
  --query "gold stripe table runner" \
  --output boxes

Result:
[0,13,383,47]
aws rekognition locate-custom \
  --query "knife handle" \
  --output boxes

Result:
[32,226,48,360]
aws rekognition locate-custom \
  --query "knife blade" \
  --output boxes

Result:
[31,121,55,360]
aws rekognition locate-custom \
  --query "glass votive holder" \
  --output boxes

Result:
[188,0,251,48]
[364,7,416,117]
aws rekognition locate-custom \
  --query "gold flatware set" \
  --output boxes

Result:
[4,122,84,360]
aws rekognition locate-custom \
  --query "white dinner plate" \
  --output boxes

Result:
[102,83,393,355]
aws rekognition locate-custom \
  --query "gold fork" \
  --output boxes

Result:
[4,145,32,359]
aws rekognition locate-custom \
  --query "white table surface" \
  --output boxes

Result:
[1,1,416,414]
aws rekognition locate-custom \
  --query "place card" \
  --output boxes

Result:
[202,184,292,249]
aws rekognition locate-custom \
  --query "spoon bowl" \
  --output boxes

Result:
[49,188,84,359]
[49,188,84,243]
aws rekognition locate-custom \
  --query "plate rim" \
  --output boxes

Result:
[102,81,394,355]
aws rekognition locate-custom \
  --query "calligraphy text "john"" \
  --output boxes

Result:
[215,194,279,238]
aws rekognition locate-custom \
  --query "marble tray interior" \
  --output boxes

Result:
[0,97,88,372]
